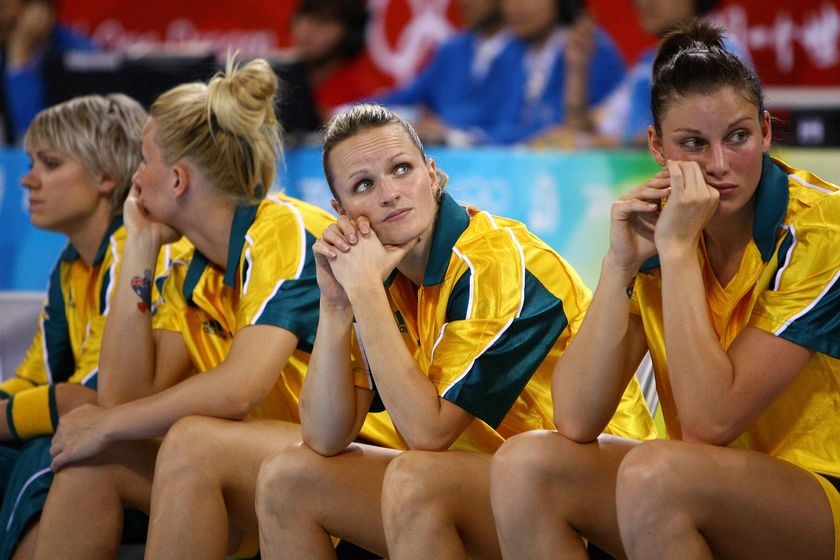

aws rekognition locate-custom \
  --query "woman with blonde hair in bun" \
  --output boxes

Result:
[30,56,390,560]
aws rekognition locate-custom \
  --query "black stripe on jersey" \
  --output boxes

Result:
[443,269,567,428]
[777,270,840,359]
[44,256,74,383]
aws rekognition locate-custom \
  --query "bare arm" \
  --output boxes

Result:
[553,171,670,441]
[551,257,648,442]
[298,301,374,455]
[656,161,812,444]
[347,281,474,451]
[98,187,183,406]
[325,222,473,451]
[50,324,298,470]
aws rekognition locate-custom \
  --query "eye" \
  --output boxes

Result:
[394,163,411,176]
[728,129,750,144]
[354,178,374,193]
[41,156,61,170]
[679,137,704,150]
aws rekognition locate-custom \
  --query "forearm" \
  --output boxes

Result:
[552,256,645,441]
[348,284,451,450]
[564,63,592,133]
[97,364,264,443]
[98,234,161,406]
[299,303,366,454]
[659,250,734,441]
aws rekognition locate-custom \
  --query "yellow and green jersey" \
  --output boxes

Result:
[353,193,656,453]
[631,155,840,478]
[153,194,333,422]
[1,218,124,439]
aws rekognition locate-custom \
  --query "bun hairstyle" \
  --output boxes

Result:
[650,19,764,135]
[24,93,148,218]
[150,55,282,203]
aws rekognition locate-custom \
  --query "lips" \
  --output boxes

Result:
[384,208,411,222]
[708,183,736,195]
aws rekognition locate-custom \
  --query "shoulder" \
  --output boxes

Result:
[254,194,335,238]
[779,160,840,223]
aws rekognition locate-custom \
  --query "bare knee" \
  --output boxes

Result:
[617,440,689,513]
[492,430,588,500]
[155,416,223,486]
[382,451,446,524]
[256,443,327,523]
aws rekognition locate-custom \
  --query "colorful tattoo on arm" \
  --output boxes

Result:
[130,269,153,313]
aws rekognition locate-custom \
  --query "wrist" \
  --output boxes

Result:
[602,253,643,281]
[320,300,354,325]
[656,243,697,267]
[125,231,164,262]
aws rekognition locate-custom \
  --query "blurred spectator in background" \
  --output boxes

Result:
[482,0,625,145]
[535,0,751,148]
[277,0,391,126]
[0,0,97,145]
[372,0,516,146]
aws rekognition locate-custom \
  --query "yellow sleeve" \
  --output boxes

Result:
[0,376,38,399]
[5,385,58,439]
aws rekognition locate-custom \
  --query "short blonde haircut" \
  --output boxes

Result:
[24,93,148,218]
[150,55,282,203]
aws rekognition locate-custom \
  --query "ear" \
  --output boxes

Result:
[331,198,345,215]
[647,125,666,167]
[760,110,772,152]
[171,162,190,199]
[427,158,440,196]
[96,173,117,196]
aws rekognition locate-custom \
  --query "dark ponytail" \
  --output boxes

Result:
[650,19,763,134]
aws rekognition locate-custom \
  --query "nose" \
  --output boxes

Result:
[378,177,400,204]
[20,168,37,190]
[704,142,729,178]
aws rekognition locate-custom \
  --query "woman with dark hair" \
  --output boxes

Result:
[538,0,751,149]
[480,0,625,144]
[284,0,390,123]
[491,19,840,560]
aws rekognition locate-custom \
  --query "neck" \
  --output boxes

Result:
[67,207,113,267]
[396,234,433,288]
[702,203,755,285]
[178,195,238,269]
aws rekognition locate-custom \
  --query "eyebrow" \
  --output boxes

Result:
[673,116,754,134]
[343,150,412,184]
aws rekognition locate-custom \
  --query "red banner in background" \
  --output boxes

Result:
[59,0,839,87]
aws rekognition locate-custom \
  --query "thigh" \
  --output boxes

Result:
[500,430,640,557]
[268,441,400,556]
[629,441,836,560]
[388,450,499,559]
[173,417,303,531]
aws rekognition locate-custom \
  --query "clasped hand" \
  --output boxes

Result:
[312,215,417,306]
[609,160,719,269]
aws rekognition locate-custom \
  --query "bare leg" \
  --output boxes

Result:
[11,518,38,560]
[490,430,639,560]
[382,450,499,560]
[144,416,302,560]
[32,440,159,560]
[256,442,399,560]
[617,440,836,560]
